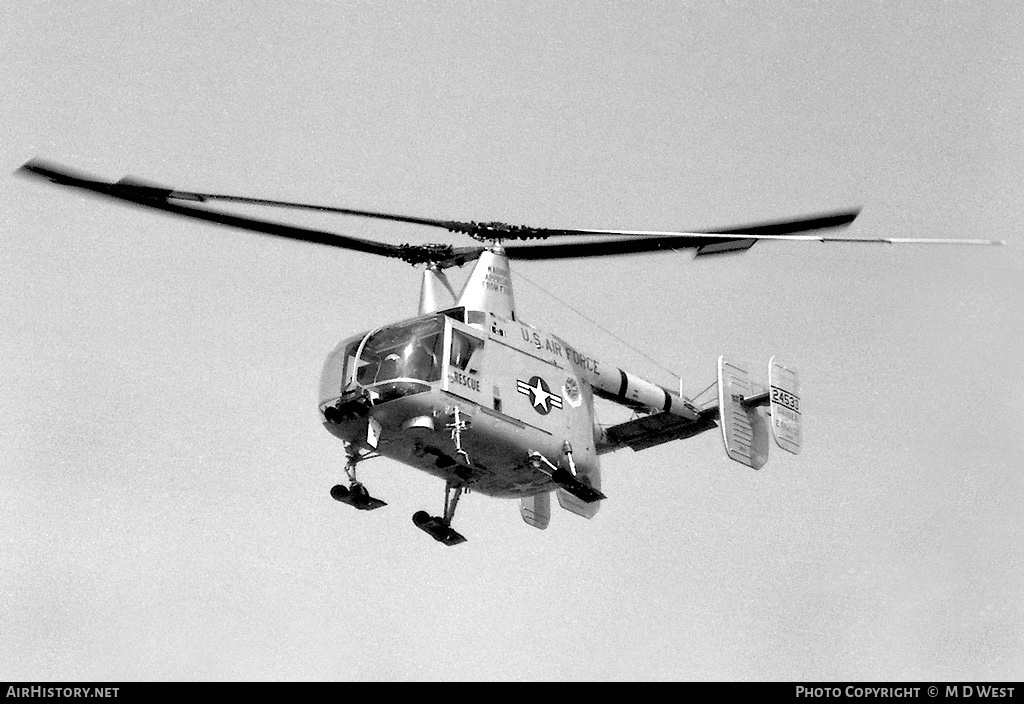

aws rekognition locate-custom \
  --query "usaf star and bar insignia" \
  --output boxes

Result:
[516,376,563,415]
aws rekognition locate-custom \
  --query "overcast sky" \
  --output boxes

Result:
[2,1,1021,681]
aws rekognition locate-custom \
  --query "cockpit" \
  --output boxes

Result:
[319,308,481,414]
[357,315,444,383]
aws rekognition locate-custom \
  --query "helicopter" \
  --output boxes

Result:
[16,159,1004,545]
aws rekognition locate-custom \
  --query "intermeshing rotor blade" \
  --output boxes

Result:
[504,209,1004,260]
[16,159,484,267]
[18,160,1001,266]
[163,188,462,232]
[25,175,867,247]
[504,235,735,260]
[504,211,861,260]
[508,210,862,239]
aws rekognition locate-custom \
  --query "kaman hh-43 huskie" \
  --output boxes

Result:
[19,160,1002,545]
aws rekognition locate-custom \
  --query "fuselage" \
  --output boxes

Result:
[318,306,600,498]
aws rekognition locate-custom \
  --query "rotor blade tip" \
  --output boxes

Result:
[15,161,55,182]
[14,158,43,176]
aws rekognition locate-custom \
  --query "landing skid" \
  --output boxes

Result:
[413,481,468,546]
[331,483,387,511]
[412,511,467,546]
[331,445,387,511]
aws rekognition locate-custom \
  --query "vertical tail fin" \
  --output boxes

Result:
[717,356,802,468]
[768,356,802,455]
[520,492,550,529]
[718,357,769,469]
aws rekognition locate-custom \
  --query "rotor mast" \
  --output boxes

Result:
[454,244,516,321]
[418,265,457,315]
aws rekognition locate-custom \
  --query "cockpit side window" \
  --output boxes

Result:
[450,329,484,374]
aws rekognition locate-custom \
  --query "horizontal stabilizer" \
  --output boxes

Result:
[601,409,719,452]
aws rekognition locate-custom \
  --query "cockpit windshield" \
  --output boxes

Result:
[356,316,444,386]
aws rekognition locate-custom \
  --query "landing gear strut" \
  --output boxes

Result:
[412,481,468,546]
[330,444,387,511]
